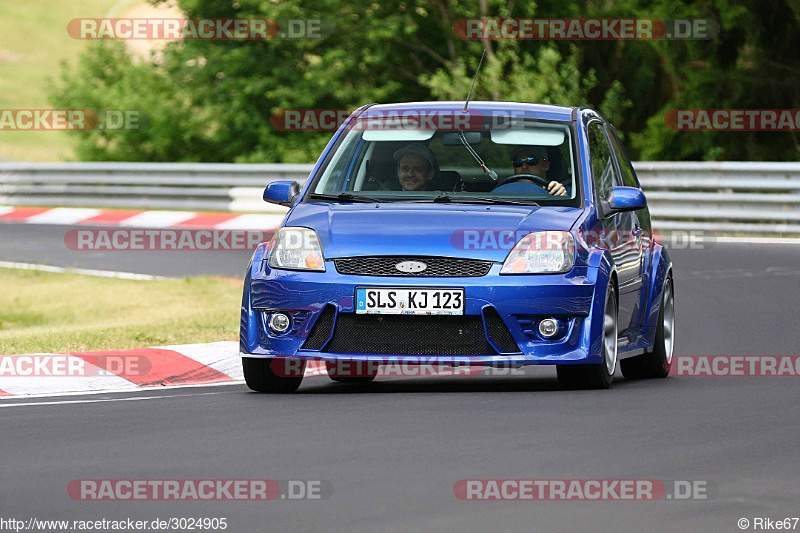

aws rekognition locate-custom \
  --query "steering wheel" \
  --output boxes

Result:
[494,173,551,189]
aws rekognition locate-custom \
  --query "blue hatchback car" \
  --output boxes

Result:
[240,102,674,392]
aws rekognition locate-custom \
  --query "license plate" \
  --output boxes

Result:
[355,287,464,315]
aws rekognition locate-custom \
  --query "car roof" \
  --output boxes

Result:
[364,101,577,122]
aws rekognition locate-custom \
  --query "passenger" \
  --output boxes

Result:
[393,143,437,192]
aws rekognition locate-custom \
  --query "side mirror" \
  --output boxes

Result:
[601,186,646,215]
[263,181,300,207]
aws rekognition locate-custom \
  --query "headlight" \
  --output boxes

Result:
[268,227,326,271]
[500,231,574,274]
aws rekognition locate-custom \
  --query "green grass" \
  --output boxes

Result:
[0,268,242,354]
[0,0,123,161]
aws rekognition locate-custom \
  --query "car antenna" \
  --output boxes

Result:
[462,48,486,112]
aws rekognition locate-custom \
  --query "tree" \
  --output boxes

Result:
[50,0,799,162]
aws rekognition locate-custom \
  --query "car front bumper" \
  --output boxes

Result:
[241,257,609,366]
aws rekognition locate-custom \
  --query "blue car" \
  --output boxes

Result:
[240,102,674,392]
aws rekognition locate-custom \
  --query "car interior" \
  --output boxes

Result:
[358,132,573,194]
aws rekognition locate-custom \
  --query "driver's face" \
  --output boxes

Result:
[513,151,550,178]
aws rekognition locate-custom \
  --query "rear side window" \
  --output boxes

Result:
[587,121,618,198]
[607,129,639,188]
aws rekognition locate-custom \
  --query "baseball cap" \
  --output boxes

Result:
[393,143,437,169]
[510,145,548,162]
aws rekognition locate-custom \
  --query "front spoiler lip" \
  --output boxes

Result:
[238,348,594,366]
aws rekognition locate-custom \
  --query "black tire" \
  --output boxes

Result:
[326,361,378,383]
[242,357,304,393]
[557,282,617,390]
[621,276,674,379]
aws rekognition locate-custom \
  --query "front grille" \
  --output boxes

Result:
[322,314,498,355]
[334,256,493,277]
[483,307,521,353]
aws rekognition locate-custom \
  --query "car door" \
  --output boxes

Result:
[586,120,639,335]
[606,125,649,331]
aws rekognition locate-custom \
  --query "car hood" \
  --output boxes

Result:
[285,202,583,262]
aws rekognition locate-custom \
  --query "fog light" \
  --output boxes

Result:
[538,318,559,338]
[269,313,291,333]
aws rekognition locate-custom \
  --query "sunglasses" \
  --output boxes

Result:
[512,156,546,167]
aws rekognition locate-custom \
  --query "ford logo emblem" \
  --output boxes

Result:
[395,260,427,273]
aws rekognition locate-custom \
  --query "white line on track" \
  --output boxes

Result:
[0,379,245,400]
[710,237,800,244]
[0,390,240,408]
[659,236,800,245]
[0,261,170,280]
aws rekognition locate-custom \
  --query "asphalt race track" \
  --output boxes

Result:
[1,222,799,533]
[0,224,255,278]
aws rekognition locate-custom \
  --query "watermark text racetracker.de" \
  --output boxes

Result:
[454,479,716,500]
[274,356,800,379]
[68,18,333,40]
[271,108,484,132]
[273,108,634,132]
[665,109,800,131]
[449,229,714,251]
[67,479,332,500]
[674,356,800,377]
[453,18,719,40]
[0,109,140,131]
[64,229,272,251]
[0,354,150,378]
[281,358,527,378]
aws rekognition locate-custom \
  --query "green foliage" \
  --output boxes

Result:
[625,0,800,160]
[49,0,800,162]
[599,81,634,139]
[420,43,595,104]
[50,42,224,161]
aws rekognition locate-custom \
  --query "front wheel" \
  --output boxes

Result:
[242,357,305,393]
[557,282,617,389]
[621,276,674,379]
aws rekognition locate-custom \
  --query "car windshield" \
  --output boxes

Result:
[306,114,579,206]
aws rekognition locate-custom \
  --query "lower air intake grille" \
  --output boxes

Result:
[323,314,498,356]
[483,307,521,353]
[334,257,493,277]
[302,306,336,350]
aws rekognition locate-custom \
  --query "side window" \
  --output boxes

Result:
[587,121,619,198]
[607,128,639,188]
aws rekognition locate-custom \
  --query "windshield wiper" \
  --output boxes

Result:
[450,196,539,206]
[307,192,386,203]
[402,193,453,203]
[410,194,538,206]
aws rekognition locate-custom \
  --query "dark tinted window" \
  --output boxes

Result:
[607,128,639,188]
[587,121,618,198]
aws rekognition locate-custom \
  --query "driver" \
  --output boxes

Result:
[510,146,567,196]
